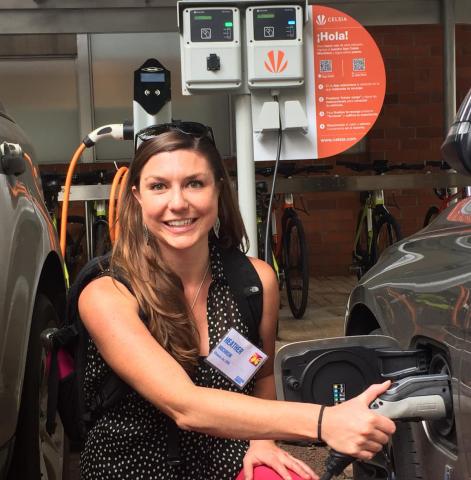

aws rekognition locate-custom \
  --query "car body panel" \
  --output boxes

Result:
[0,106,66,472]
[346,198,471,479]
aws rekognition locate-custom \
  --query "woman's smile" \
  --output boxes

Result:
[163,217,198,232]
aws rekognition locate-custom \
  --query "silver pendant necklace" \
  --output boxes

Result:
[190,262,210,311]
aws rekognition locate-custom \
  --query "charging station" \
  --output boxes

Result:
[177,0,308,256]
[133,58,172,136]
[59,57,173,261]
[180,6,242,93]
[245,5,304,89]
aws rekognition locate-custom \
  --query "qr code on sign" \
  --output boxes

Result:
[353,58,366,71]
[320,60,332,72]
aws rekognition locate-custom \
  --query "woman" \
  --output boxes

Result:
[78,122,395,480]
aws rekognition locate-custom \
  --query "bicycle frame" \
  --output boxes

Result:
[353,189,387,257]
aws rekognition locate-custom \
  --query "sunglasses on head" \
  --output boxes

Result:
[135,121,216,149]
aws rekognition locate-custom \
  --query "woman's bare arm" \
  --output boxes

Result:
[79,276,395,459]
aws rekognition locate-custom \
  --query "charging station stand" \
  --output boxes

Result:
[177,0,307,256]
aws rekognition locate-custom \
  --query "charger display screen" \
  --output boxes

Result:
[190,9,234,42]
[140,73,165,83]
[253,7,296,41]
[332,384,346,404]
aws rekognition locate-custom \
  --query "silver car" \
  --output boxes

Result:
[0,102,67,479]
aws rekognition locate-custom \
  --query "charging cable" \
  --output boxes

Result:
[59,123,133,258]
[320,451,356,480]
[263,93,282,264]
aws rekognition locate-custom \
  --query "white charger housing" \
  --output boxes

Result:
[180,7,242,93]
[246,5,304,89]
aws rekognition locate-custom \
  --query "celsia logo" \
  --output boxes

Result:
[264,50,288,74]
[249,352,263,366]
[316,15,327,25]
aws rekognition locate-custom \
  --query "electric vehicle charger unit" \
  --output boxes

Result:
[246,5,304,89]
[133,58,172,136]
[179,6,242,93]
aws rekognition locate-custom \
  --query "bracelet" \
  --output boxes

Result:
[317,405,326,442]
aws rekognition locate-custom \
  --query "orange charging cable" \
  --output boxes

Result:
[59,143,86,258]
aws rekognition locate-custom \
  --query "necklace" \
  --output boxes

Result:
[190,262,210,311]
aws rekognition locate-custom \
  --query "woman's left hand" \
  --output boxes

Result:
[241,440,319,480]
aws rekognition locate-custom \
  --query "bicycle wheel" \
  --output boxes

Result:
[372,213,402,264]
[423,206,440,227]
[283,214,309,319]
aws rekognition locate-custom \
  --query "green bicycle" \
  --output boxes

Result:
[338,160,423,279]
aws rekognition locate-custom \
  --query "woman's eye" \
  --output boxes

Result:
[188,179,204,188]
[150,182,166,191]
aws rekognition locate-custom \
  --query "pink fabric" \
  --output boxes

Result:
[235,466,304,480]
[46,349,74,379]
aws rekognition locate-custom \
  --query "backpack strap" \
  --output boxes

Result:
[219,246,264,346]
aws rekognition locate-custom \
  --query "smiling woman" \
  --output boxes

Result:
[75,121,395,480]
[132,148,220,259]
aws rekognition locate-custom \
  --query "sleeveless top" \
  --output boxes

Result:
[80,244,257,480]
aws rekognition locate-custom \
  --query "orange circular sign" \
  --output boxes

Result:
[311,5,386,158]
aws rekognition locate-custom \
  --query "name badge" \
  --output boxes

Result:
[205,328,268,389]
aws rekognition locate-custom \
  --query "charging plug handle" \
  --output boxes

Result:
[370,374,452,420]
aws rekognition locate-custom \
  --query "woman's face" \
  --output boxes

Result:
[133,149,219,255]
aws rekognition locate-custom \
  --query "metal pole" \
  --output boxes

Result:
[76,34,95,163]
[442,0,456,131]
[234,94,258,256]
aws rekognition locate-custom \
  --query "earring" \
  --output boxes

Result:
[143,224,150,245]
[213,216,221,239]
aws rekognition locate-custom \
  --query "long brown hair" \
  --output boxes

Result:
[111,130,248,371]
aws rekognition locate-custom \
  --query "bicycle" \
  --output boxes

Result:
[338,160,424,279]
[422,160,471,226]
[41,169,115,281]
[41,172,86,282]
[255,162,333,319]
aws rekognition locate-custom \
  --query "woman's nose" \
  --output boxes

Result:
[168,187,188,211]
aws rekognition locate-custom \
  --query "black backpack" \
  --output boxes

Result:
[46,246,263,460]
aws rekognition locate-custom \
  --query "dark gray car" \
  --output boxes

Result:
[275,90,471,480]
[0,103,67,479]
[343,89,471,479]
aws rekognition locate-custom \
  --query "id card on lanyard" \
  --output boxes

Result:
[205,328,268,389]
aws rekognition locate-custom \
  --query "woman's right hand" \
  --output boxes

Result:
[321,381,396,460]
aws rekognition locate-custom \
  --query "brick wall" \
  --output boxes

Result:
[300,24,471,276]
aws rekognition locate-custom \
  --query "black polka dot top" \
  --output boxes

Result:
[80,244,256,479]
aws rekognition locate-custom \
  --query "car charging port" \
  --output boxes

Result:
[428,353,455,443]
